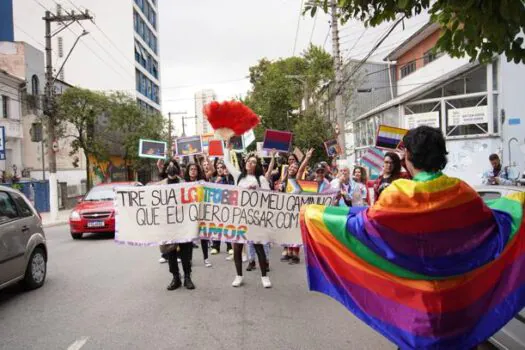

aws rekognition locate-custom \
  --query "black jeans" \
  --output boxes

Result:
[233,243,267,277]
[201,239,209,260]
[212,240,232,252]
[167,243,193,277]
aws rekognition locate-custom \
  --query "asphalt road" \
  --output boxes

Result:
[0,225,394,350]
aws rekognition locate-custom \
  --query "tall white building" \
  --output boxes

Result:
[195,89,217,135]
[6,0,161,113]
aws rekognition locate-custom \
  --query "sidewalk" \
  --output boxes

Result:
[41,210,71,228]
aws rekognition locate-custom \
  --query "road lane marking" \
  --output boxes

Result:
[67,337,89,350]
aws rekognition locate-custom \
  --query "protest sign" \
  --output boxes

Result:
[376,125,408,150]
[323,139,342,157]
[176,136,203,156]
[230,135,244,152]
[139,139,167,160]
[257,142,269,158]
[360,147,384,173]
[263,130,292,152]
[208,140,224,157]
[242,129,255,148]
[293,147,304,162]
[201,133,214,150]
[115,182,336,246]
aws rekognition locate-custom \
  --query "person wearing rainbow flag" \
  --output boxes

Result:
[301,126,525,349]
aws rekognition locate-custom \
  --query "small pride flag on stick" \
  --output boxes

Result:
[376,125,408,150]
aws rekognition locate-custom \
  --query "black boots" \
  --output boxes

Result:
[167,274,195,290]
[167,275,182,290]
[184,275,195,290]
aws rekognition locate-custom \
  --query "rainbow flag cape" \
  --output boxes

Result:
[301,172,525,349]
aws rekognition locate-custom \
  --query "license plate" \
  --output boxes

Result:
[87,221,105,228]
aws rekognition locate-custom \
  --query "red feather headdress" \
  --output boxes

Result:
[203,100,260,140]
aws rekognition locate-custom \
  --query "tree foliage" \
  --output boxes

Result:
[244,44,336,158]
[56,87,110,188]
[292,109,335,164]
[107,92,165,172]
[56,87,166,187]
[305,0,525,64]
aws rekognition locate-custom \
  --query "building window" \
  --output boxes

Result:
[58,37,64,58]
[31,75,40,95]
[1,96,9,118]
[400,61,416,78]
[423,50,438,65]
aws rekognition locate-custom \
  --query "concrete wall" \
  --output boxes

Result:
[499,57,525,173]
[0,72,23,173]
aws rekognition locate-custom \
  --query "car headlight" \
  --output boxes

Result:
[70,211,81,221]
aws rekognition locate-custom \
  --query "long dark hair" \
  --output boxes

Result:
[353,166,368,184]
[184,162,205,182]
[238,153,264,187]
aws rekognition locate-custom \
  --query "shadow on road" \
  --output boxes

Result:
[78,232,115,241]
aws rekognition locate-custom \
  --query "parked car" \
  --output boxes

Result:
[0,185,47,291]
[69,182,142,239]
[476,185,525,350]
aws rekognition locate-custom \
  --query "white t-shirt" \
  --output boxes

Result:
[223,148,270,190]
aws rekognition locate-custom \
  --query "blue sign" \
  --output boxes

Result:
[0,126,5,160]
[509,118,521,125]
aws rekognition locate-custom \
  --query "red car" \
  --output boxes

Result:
[69,182,142,239]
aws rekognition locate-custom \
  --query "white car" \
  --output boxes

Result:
[476,185,525,350]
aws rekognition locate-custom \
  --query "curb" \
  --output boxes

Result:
[43,220,69,229]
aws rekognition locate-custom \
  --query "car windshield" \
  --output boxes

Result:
[84,185,129,201]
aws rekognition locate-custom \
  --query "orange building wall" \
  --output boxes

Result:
[397,29,442,80]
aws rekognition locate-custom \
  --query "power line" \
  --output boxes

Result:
[335,15,406,97]
[13,24,45,49]
[344,28,368,59]
[31,0,135,85]
[322,26,330,49]
[163,77,249,90]
[309,10,318,44]
[292,0,305,56]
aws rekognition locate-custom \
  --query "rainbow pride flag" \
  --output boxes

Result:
[301,172,525,349]
[298,180,319,193]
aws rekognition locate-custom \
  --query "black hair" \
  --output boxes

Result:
[489,153,500,161]
[161,159,182,183]
[384,152,402,178]
[237,153,264,187]
[184,162,205,182]
[287,153,300,164]
[403,125,448,173]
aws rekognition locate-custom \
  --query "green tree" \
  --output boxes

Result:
[292,109,335,164]
[107,92,166,179]
[305,0,525,64]
[56,87,110,189]
[244,44,335,154]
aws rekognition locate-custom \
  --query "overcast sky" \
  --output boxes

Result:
[159,0,429,136]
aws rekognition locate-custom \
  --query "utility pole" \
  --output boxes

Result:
[43,9,92,221]
[330,0,346,158]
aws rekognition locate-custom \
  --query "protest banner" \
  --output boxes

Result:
[263,129,293,152]
[138,139,167,160]
[175,136,203,156]
[115,182,336,246]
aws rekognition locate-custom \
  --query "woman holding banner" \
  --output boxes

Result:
[210,160,234,256]
[184,162,213,268]
[223,147,272,288]
[158,158,196,291]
